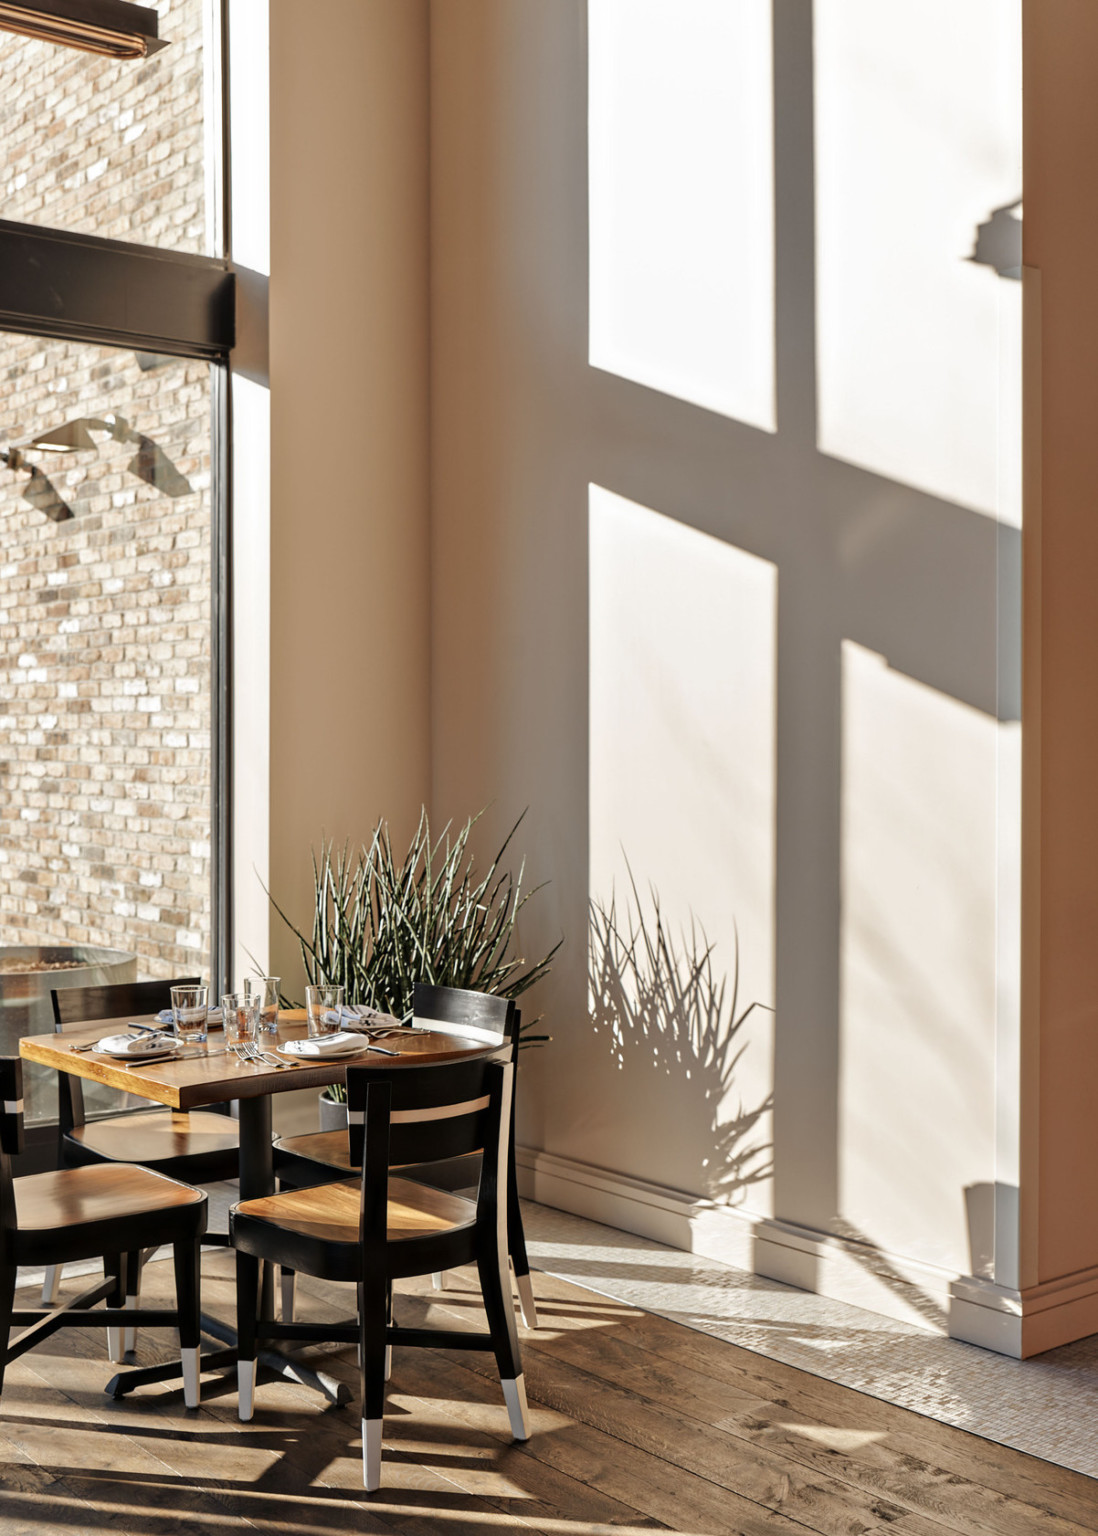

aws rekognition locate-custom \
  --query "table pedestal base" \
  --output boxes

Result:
[105,1312,352,1405]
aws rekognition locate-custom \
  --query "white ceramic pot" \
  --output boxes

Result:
[318,1091,347,1132]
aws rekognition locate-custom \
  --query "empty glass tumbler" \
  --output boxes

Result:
[171,984,209,1049]
[306,984,344,1038]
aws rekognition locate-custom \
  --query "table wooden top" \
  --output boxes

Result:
[19,1011,499,1111]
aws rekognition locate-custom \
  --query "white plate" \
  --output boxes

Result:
[279,1032,367,1060]
[96,1033,179,1061]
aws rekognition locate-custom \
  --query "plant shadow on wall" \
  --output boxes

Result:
[589,867,773,1205]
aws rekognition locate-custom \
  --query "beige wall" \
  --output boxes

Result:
[262,0,431,995]
[428,0,1020,1334]
[246,0,1098,1353]
[1022,0,1098,1292]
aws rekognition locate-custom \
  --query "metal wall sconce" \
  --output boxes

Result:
[0,0,166,60]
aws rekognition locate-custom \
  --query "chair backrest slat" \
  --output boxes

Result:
[0,1058,24,1157]
[412,983,516,1049]
[356,1057,512,1244]
[346,1057,498,1168]
[52,978,200,1031]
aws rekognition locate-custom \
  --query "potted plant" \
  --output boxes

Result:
[270,809,561,1127]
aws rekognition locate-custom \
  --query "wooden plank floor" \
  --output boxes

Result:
[1,1252,1097,1535]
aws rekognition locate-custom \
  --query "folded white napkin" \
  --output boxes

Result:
[281,1031,364,1058]
[322,1005,402,1030]
[97,1032,176,1056]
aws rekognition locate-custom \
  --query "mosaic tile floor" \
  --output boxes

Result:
[520,1200,1098,1479]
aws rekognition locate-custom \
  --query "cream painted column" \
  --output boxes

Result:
[266,0,431,989]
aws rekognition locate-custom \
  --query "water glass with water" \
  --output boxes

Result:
[306,983,343,1038]
[223,992,260,1049]
[245,975,280,1035]
[171,984,209,1049]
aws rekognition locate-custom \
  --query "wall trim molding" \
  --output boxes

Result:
[516,1145,1098,1358]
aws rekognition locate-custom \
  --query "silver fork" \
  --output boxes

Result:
[238,1040,294,1069]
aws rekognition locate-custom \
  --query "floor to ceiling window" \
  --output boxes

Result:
[0,0,234,1121]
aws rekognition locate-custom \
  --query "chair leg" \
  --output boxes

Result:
[477,1244,529,1441]
[507,1158,538,1328]
[173,1241,201,1409]
[359,1271,388,1491]
[123,1250,142,1357]
[236,1250,260,1421]
[280,1266,296,1323]
[40,1265,61,1307]
[431,1271,446,1290]
[0,1262,16,1397]
[385,1280,393,1382]
[104,1254,125,1364]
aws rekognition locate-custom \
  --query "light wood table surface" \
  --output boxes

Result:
[19,1009,493,1113]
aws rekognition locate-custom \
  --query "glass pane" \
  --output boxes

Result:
[0,335,214,1122]
[0,0,211,254]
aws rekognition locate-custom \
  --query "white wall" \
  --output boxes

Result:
[429,0,1021,1332]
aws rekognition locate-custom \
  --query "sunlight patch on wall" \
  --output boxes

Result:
[839,641,1003,1277]
[587,485,776,1212]
[815,0,1022,522]
[588,0,775,430]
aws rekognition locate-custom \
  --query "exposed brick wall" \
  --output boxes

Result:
[0,340,212,978]
[0,1,213,978]
[0,0,207,253]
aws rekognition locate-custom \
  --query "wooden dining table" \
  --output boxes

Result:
[19,1009,501,1401]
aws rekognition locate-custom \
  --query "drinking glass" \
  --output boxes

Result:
[171,984,209,1049]
[306,983,344,1038]
[245,975,280,1035]
[223,992,259,1049]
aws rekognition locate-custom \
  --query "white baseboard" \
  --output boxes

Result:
[515,1144,757,1272]
[951,1264,1098,1358]
[515,1144,1093,1358]
[516,1144,953,1332]
[753,1216,956,1335]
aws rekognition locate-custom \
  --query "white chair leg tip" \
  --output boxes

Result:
[237,1358,257,1421]
[182,1346,200,1409]
[106,1324,123,1364]
[431,1271,445,1291]
[502,1376,530,1440]
[41,1265,61,1307]
[363,1418,383,1491]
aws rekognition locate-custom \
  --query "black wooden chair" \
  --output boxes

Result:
[46,979,239,1341]
[272,982,539,1327]
[0,1057,207,1407]
[231,1054,529,1490]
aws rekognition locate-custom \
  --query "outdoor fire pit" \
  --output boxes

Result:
[0,945,136,1124]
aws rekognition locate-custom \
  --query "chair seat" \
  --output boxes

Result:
[67,1109,239,1167]
[275,1130,481,1191]
[275,1128,354,1170]
[236,1176,476,1246]
[13,1162,207,1266]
